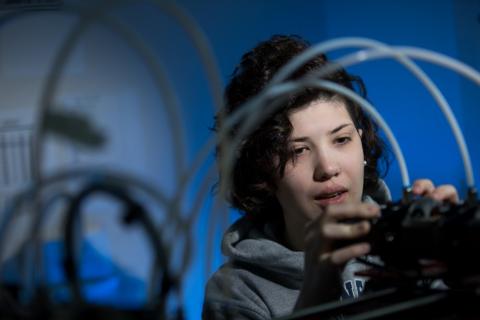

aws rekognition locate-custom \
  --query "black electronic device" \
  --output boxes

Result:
[278,192,480,320]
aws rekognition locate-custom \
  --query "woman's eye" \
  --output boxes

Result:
[335,136,352,145]
[294,146,308,155]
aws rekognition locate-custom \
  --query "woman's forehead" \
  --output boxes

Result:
[288,99,353,136]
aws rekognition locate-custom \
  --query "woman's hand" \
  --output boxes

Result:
[295,179,459,310]
[295,202,380,309]
[305,203,380,265]
[357,180,460,284]
[411,179,459,203]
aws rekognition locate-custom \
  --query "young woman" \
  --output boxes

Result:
[202,35,458,320]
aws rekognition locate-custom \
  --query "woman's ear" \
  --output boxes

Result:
[357,128,363,138]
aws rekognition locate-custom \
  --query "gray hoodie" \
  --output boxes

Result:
[203,182,391,320]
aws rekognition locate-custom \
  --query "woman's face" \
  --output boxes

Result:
[275,99,365,249]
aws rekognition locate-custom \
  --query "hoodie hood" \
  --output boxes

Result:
[220,179,392,289]
[203,181,392,319]
[222,216,304,287]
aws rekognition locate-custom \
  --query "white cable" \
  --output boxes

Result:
[119,36,480,284]
[33,2,186,181]
[0,2,222,304]
[268,37,476,189]
[0,167,172,299]
[312,43,476,189]
[394,46,480,188]
[3,0,227,311]
[20,3,191,295]
[150,0,224,112]
[6,1,480,312]
[218,79,410,195]
[31,1,224,263]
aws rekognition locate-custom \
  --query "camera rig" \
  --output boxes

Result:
[279,192,480,320]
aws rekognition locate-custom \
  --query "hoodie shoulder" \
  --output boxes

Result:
[203,263,272,320]
[203,260,300,320]
[366,179,392,204]
[203,216,302,319]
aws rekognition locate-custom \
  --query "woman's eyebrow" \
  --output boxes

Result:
[289,137,310,142]
[329,123,353,135]
[289,123,354,141]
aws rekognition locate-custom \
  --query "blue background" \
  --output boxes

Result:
[0,0,479,319]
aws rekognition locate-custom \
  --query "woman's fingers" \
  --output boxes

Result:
[322,220,371,240]
[305,203,379,266]
[305,202,380,246]
[412,179,435,196]
[323,202,380,221]
[308,180,460,272]
[430,184,459,203]
[321,242,371,265]
[412,179,459,203]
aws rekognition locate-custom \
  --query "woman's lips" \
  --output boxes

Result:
[314,190,348,207]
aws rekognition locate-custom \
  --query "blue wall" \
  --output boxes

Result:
[0,1,479,319]
[176,1,480,318]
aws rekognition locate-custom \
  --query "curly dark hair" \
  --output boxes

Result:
[214,34,388,223]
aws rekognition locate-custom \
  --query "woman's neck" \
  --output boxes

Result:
[282,216,307,252]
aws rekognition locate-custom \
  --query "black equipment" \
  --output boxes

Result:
[278,194,480,320]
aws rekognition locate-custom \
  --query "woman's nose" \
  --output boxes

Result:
[313,151,340,181]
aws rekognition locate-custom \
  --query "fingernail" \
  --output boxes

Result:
[358,221,370,232]
[367,204,380,214]
[359,243,371,254]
